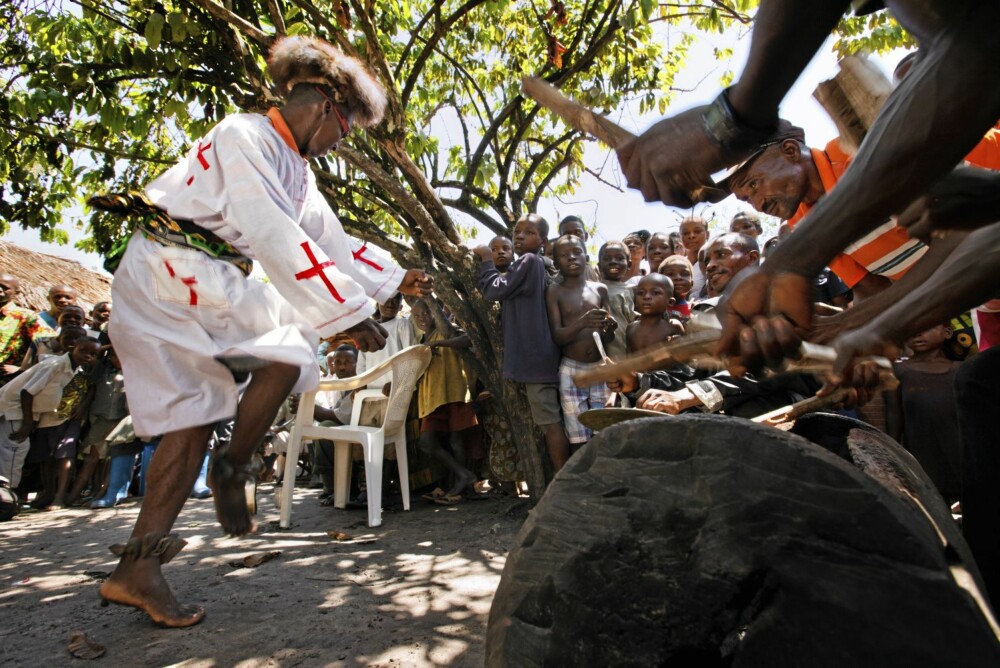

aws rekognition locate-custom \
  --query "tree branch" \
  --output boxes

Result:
[399,0,486,108]
[185,0,272,47]
[441,197,508,237]
[0,122,175,165]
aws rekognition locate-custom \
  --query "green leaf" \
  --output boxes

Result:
[145,13,164,50]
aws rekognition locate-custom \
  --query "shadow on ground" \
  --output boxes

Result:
[0,484,527,667]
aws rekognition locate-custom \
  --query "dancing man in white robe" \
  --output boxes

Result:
[100,36,432,627]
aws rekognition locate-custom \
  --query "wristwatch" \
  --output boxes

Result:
[700,87,777,154]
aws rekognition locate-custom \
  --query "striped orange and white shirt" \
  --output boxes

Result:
[787,139,925,288]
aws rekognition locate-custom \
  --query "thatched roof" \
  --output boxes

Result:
[0,240,112,312]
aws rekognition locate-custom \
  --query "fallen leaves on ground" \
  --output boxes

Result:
[229,551,282,569]
[68,631,105,660]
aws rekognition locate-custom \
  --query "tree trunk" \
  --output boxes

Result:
[432,254,548,502]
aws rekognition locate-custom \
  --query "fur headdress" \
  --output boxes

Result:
[268,36,387,128]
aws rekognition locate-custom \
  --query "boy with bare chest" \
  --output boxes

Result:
[546,235,616,447]
[627,273,684,354]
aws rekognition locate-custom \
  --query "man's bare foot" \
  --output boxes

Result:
[99,561,205,628]
[208,456,256,536]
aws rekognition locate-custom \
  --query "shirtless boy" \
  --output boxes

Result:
[627,273,683,354]
[546,235,616,447]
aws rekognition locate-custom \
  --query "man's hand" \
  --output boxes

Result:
[616,106,733,207]
[896,166,1000,242]
[399,269,434,298]
[472,245,494,263]
[636,387,699,414]
[582,308,611,330]
[716,269,813,374]
[831,325,900,387]
[344,318,388,353]
[2,364,20,375]
[606,368,639,394]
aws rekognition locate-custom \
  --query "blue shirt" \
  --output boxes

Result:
[477,254,560,383]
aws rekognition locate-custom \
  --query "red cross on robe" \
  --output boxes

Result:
[294,242,345,303]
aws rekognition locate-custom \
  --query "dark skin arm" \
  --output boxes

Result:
[717,1,1000,369]
[544,285,613,347]
[9,390,35,441]
[428,334,471,349]
[810,231,968,344]
[832,221,1000,379]
[617,0,850,206]
[896,166,1000,241]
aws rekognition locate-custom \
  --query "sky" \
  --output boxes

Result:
[4,19,907,273]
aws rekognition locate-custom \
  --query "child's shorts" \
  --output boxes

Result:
[421,402,478,433]
[558,358,611,444]
[27,420,82,463]
[523,382,562,427]
[81,415,124,459]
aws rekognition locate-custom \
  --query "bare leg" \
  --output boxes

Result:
[542,423,570,472]
[210,362,298,535]
[99,424,214,627]
[67,452,99,504]
[418,431,475,497]
[49,458,73,508]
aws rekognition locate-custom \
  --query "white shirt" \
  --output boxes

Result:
[144,112,404,338]
[0,354,81,421]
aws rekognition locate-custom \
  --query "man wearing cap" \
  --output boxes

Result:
[723,122,924,300]
[100,36,432,627]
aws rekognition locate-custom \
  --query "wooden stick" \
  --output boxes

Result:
[751,387,852,426]
[520,77,725,204]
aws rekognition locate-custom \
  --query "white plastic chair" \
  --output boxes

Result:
[278,345,432,528]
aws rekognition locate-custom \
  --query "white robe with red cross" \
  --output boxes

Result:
[109,112,404,438]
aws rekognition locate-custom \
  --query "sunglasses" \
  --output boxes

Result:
[315,86,351,137]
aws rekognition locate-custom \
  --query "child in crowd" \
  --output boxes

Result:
[658,255,695,320]
[546,235,616,449]
[26,308,87,364]
[730,212,763,238]
[88,301,112,337]
[410,298,481,503]
[557,216,601,282]
[667,231,682,257]
[489,236,514,273]
[67,341,129,506]
[476,214,571,471]
[679,217,709,297]
[644,232,673,283]
[627,274,683,354]
[0,336,100,508]
[597,241,635,358]
[622,230,650,282]
[37,284,78,331]
[309,344,360,505]
[887,324,963,504]
[357,292,417,394]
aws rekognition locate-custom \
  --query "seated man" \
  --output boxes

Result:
[614,233,818,417]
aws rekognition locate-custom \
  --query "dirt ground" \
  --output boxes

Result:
[0,483,527,667]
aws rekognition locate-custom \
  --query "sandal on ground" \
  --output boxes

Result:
[434,494,463,506]
[208,452,257,536]
[421,488,446,502]
[319,494,336,507]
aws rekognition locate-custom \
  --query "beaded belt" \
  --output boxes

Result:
[88,192,253,277]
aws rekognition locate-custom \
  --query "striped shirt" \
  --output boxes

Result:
[787,139,926,288]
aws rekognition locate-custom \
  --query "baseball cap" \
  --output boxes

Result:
[718,120,806,192]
